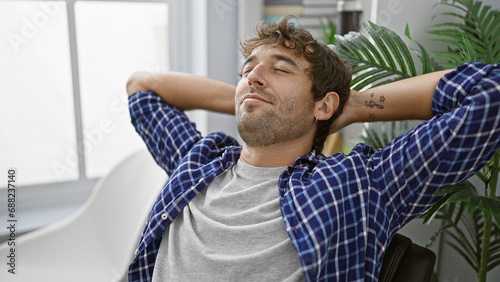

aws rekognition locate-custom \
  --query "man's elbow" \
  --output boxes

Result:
[126,71,149,96]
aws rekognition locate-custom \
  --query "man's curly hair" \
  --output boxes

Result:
[240,16,351,153]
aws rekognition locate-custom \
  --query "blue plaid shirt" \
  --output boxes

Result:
[128,62,500,281]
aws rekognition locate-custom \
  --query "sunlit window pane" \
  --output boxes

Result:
[0,1,78,187]
[75,1,169,179]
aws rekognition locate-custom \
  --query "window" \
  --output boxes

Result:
[0,1,77,185]
[75,1,169,178]
[0,0,170,188]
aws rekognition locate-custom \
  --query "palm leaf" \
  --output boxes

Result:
[320,19,336,45]
[447,238,478,271]
[438,206,483,271]
[446,208,480,270]
[446,236,478,270]
[405,24,443,73]
[488,255,500,271]
[422,198,500,274]
[360,121,411,149]
[487,225,500,271]
[460,36,479,62]
[429,0,500,65]
[362,122,384,149]
[333,21,428,91]
[425,180,500,228]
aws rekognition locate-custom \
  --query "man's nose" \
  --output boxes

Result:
[247,65,266,87]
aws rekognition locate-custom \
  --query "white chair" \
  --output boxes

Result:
[0,149,167,282]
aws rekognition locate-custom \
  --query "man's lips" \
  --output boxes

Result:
[240,85,274,104]
[242,93,271,104]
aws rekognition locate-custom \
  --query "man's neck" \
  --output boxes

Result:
[239,136,314,167]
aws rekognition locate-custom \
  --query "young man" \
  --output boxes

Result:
[126,17,500,281]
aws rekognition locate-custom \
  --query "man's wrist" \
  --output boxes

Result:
[346,89,366,124]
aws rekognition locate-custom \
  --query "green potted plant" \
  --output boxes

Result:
[328,1,500,281]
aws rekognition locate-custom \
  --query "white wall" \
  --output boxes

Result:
[183,0,239,138]
[205,0,239,136]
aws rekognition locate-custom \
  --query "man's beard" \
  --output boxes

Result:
[235,87,314,147]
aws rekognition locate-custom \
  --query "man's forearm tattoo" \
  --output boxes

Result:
[365,100,384,109]
[365,92,385,120]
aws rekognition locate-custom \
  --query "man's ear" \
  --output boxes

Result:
[315,91,339,121]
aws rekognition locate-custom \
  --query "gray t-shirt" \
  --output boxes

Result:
[152,160,305,281]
